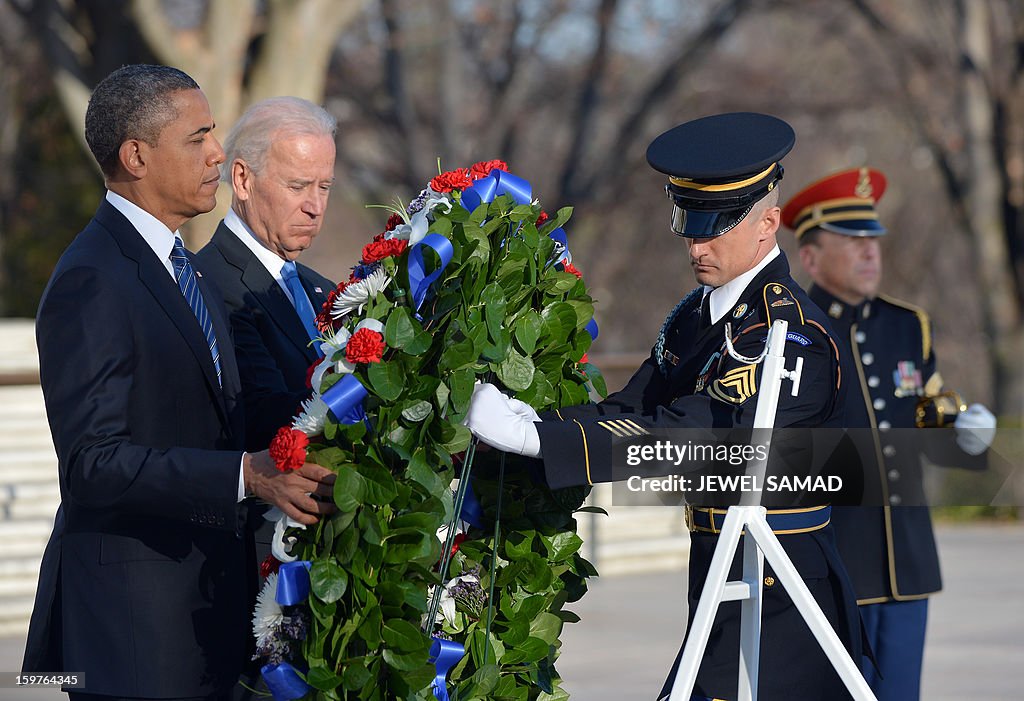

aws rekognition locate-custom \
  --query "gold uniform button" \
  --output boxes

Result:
[764,576,776,588]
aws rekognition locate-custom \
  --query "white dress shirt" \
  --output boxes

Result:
[106,190,248,501]
[702,245,781,324]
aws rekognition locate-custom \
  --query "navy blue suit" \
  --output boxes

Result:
[195,222,333,452]
[23,200,249,698]
[536,253,861,700]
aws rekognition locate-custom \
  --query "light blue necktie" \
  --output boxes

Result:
[281,261,323,353]
[170,237,222,386]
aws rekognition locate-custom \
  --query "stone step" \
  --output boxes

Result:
[0,483,60,506]
[0,558,42,578]
[0,597,35,622]
[589,536,691,577]
[7,498,61,521]
[0,574,40,598]
[0,618,29,638]
[0,520,56,541]
[0,539,51,560]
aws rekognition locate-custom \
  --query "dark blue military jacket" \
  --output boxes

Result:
[810,286,985,603]
[537,252,861,700]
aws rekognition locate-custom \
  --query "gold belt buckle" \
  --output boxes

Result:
[684,505,695,532]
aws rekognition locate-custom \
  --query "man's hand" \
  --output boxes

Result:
[954,403,997,456]
[463,383,542,457]
[243,450,336,525]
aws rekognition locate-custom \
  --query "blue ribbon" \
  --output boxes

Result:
[585,318,599,341]
[261,662,310,701]
[275,560,312,606]
[409,233,455,311]
[459,169,533,212]
[548,227,571,265]
[322,373,368,425]
[428,637,465,701]
[460,481,484,529]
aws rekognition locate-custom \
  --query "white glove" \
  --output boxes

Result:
[463,383,542,457]
[954,403,996,456]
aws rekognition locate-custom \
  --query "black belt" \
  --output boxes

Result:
[685,505,831,535]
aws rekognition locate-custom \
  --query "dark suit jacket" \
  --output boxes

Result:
[195,222,334,452]
[23,199,249,698]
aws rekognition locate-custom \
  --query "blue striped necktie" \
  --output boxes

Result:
[281,261,324,355]
[170,237,222,386]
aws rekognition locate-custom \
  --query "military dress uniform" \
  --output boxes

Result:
[533,114,863,701]
[783,167,988,701]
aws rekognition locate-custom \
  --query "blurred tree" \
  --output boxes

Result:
[844,0,1024,416]
[4,0,367,245]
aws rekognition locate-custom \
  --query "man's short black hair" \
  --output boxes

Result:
[85,64,200,177]
[799,228,823,247]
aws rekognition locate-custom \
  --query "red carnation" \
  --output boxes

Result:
[361,238,408,264]
[385,213,404,231]
[345,328,386,364]
[430,168,474,193]
[451,532,467,558]
[317,282,347,332]
[579,352,589,365]
[563,262,583,279]
[372,232,386,243]
[269,427,309,472]
[469,159,509,180]
[260,554,282,578]
[535,211,549,227]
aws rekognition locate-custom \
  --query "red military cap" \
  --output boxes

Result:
[781,167,888,240]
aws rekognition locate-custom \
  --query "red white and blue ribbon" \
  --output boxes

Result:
[261,560,314,701]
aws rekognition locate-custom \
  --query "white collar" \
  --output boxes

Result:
[703,245,781,324]
[105,190,178,277]
[223,207,291,280]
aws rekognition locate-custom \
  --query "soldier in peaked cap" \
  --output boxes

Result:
[465,113,863,700]
[784,166,997,701]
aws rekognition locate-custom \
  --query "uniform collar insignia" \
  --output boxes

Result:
[828,301,843,318]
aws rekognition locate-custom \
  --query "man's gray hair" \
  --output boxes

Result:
[222,97,337,179]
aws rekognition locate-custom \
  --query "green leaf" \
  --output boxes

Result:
[382,618,427,652]
[470,665,500,695]
[401,399,433,422]
[358,463,399,505]
[405,449,448,497]
[529,612,563,645]
[439,423,472,454]
[565,300,595,329]
[310,559,348,603]
[385,306,419,349]
[499,636,549,664]
[540,302,578,345]
[368,359,406,402]
[306,665,343,691]
[341,664,371,691]
[333,466,366,511]
[546,531,584,561]
[514,310,543,355]
[450,368,477,413]
[357,593,383,647]
[383,647,429,672]
[480,282,508,343]
[546,271,579,293]
[582,362,608,398]
[496,350,535,392]
[404,329,433,356]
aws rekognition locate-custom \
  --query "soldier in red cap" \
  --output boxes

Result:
[782,167,997,701]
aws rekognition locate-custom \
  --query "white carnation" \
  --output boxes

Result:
[331,268,391,318]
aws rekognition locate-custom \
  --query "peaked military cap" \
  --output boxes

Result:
[646,112,795,239]
[781,167,888,240]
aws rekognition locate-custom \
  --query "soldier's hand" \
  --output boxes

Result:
[243,450,337,525]
[464,383,542,457]
[954,403,997,456]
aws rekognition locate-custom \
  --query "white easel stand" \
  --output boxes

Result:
[668,320,877,701]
